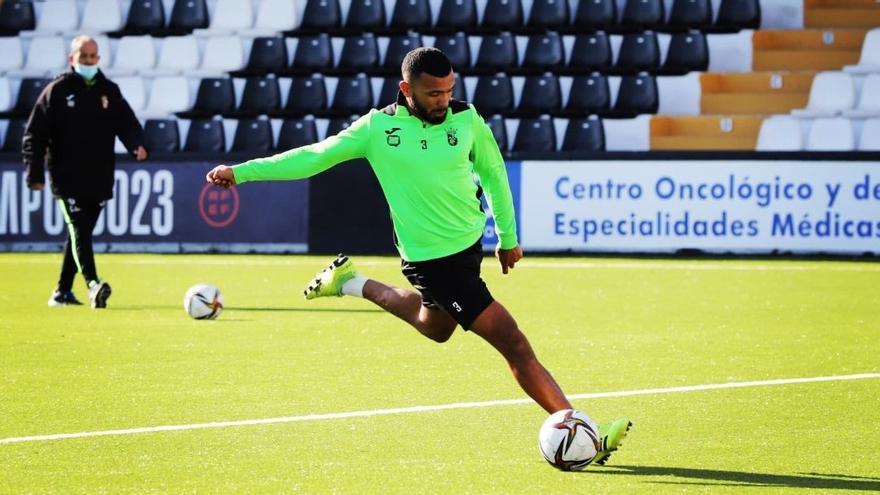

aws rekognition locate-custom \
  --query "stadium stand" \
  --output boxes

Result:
[755,114,804,151]
[804,0,880,29]
[806,116,856,151]
[791,71,856,118]
[650,115,762,150]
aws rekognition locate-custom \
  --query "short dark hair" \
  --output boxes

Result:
[401,47,452,82]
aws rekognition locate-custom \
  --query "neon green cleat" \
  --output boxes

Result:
[303,254,358,300]
[593,418,632,466]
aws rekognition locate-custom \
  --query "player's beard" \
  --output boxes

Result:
[410,97,447,124]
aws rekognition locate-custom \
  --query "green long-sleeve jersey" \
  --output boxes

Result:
[232,98,517,262]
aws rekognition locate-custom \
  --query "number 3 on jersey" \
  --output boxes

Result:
[420,139,427,150]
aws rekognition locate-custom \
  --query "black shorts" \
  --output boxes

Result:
[401,240,494,330]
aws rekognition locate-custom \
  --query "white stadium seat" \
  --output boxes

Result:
[114,76,147,112]
[0,78,13,112]
[857,118,880,151]
[241,0,299,36]
[6,36,67,78]
[80,0,125,33]
[194,0,255,35]
[0,38,24,75]
[142,36,200,77]
[143,76,192,117]
[844,28,880,75]
[791,71,856,118]
[755,115,803,151]
[192,36,245,77]
[21,0,79,36]
[106,36,156,76]
[805,117,855,151]
[843,73,880,118]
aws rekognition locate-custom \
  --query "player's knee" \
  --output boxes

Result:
[423,322,455,343]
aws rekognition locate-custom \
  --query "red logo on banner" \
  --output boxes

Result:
[199,183,240,228]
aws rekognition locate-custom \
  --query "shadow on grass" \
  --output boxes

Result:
[593,465,880,491]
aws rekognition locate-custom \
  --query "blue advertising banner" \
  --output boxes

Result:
[480,162,522,249]
[0,161,309,253]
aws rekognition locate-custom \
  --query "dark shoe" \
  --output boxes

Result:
[48,290,84,307]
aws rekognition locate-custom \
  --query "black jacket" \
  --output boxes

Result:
[22,68,145,201]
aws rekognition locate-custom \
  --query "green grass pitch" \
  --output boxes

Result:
[1,253,879,494]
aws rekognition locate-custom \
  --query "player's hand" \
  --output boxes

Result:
[134,146,148,161]
[496,244,523,275]
[29,182,45,191]
[206,165,236,189]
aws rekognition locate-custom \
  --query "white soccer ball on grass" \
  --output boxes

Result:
[538,409,600,471]
[183,283,224,320]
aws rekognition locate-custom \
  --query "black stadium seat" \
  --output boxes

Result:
[513,117,556,152]
[241,37,288,75]
[331,75,374,115]
[475,33,518,72]
[346,0,386,31]
[715,0,761,32]
[667,0,713,31]
[232,119,273,152]
[143,119,181,153]
[277,118,319,150]
[383,33,423,72]
[124,0,166,34]
[569,33,612,72]
[390,0,432,31]
[434,33,471,71]
[300,0,342,31]
[473,74,514,115]
[573,0,616,32]
[184,119,225,152]
[187,78,236,117]
[485,114,508,151]
[620,0,664,30]
[527,0,569,30]
[436,0,478,32]
[522,33,565,71]
[566,74,611,115]
[662,31,709,75]
[238,77,281,116]
[482,0,523,31]
[562,116,605,151]
[11,78,52,118]
[285,75,328,115]
[2,119,28,152]
[168,0,209,32]
[615,31,660,74]
[326,115,361,136]
[518,74,562,116]
[338,33,380,72]
[612,73,658,117]
[0,0,35,35]
[291,34,335,72]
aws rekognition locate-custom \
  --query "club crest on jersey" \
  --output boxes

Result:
[101,95,109,109]
[66,94,75,108]
[446,128,458,146]
[385,127,401,147]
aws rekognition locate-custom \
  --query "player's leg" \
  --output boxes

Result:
[48,230,82,306]
[362,279,457,342]
[468,301,572,414]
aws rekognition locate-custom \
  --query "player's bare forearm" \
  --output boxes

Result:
[206,165,236,189]
[496,245,523,275]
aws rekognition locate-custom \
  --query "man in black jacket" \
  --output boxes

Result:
[23,35,148,309]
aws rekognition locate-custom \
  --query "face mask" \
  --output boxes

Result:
[74,63,98,80]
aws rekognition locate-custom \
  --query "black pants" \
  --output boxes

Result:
[57,197,103,292]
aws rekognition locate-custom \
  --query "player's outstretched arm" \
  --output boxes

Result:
[206,165,237,189]
[496,244,523,275]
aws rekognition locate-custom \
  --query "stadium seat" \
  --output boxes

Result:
[615,32,661,74]
[562,116,606,151]
[755,115,803,151]
[389,0,433,30]
[473,74,514,115]
[475,33,519,72]
[453,73,467,101]
[857,118,880,151]
[667,0,712,31]
[232,118,273,152]
[184,119,226,152]
[485,114,508,151]
[518,74,562,116]
[2,118,27,151]
[168,0,209,32]
[436,0,478,31]
[142,36,200,77]
[844,29,880,74]
[300,0,342,31]
[8,78,50,117]
[243,0,298,35]
[0,37,24,75]
[80,0,125,33]
[291,35,335,72]
[6,36,66,78]
[22,0,78,36]
[791,71,855,118]
[114,76,147,112]
[661,31,709,75]
[338,34,380,72]
[844,73,880,118]
[805,117,855,151]
[0,79,11,113]
[123,0,166,35]
[612,73,658,117]
[284,75,328,115]
[714,0,760,32]
[330,74,373,115]
[513,116,556,152]
[92,35,114,70]
[143,76,192,117]
[107,36,157,76]
[383,34,423,73]
[569,33,612,72]
[326,115,361,137]
[522,33,564,71]
[527,0,570,30]
[194,36,245,76]
[620,0,664,30]
[378,77,401,107]
[573,0,616,32]
[277,117,319,149]
[0,0,35,35]
[345,0,386,31]
[566,73,611,115]
[195,0,253,35]
[143,119,181,153]
[240,37,288,75]
[433,33,471,71]
[187,78,236,117]
[238,77,281,116]
[481,0,524,31]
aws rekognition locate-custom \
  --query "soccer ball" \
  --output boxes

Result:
[183,283,224,320]
[538,409,600,471]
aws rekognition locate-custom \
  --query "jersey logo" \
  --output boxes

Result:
[451,301,462,312]
[66,94,75,108]
[446,127,458,146]
[100,95,109,109]
[385,127,401,147]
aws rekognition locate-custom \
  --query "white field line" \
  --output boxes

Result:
[1,373,877,446]
[1,256,879,272]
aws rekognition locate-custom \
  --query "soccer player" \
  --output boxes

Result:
[23,35,148,309]
[206,48,630,464]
